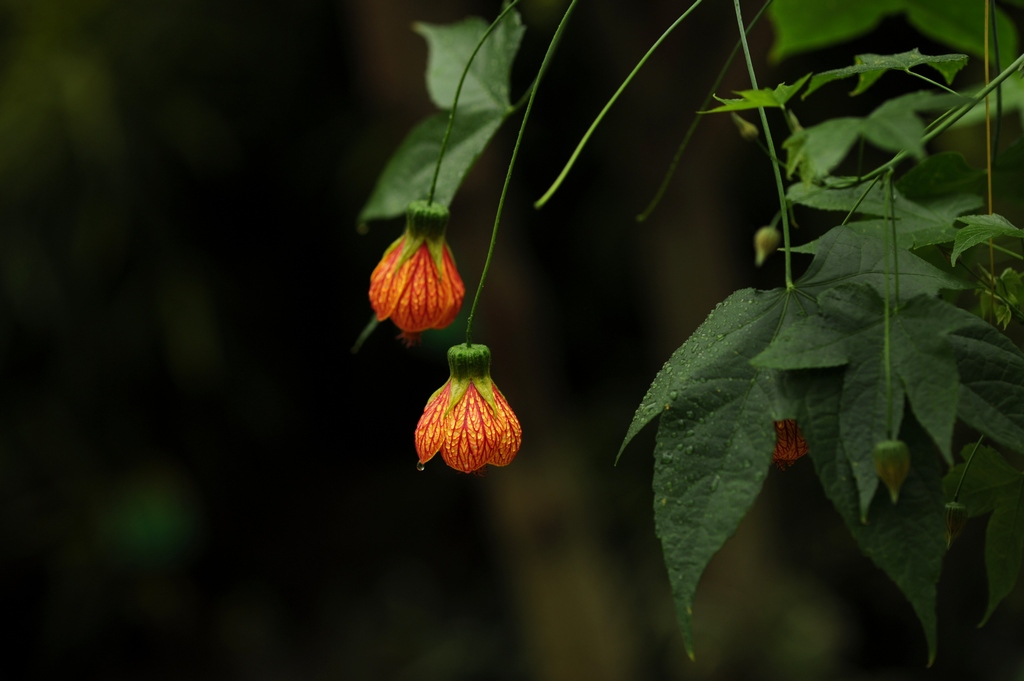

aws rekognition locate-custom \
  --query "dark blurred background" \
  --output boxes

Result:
[0,0,1022,679]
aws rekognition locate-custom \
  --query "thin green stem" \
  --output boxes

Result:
[882,168,895,437]
[990,242,1024,260]
[636,0,773,222]
[861,51,1024,182]
[840,176,881,226]
[465,0,579,345]
[887,173,900,307]
[953,435,985,502]
[350,315,379,354]
[427,0,522,205]
[905,69,962,96]
[732,0,792,288]
[535,0,707,209]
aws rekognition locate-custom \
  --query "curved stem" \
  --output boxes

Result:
[732,0,792,288]
[953,436,985,502]
[636,0,773,222]
[535,0,707,209]
[465,0,580,345]
[427,0,522,204]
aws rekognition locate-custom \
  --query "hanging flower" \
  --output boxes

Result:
[369,200,465,346]
[773,419,808,470]
[415,343,521,474]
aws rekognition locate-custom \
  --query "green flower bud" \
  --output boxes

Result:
[730,113,759,141]
[754,226,781,267]
[945,501,968,549]
[873,439,910,504]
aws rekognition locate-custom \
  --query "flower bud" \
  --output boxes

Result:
[754,226,781,267]
[772,419,808,470]
[873,439,910,503]
[730,113,759,141]
[945,501,968,549]
[786,110,803,134]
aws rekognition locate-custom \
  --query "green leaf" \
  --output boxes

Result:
[769,0,1018,66]
[904,0,1019,68]
[648,288,791,659]
[357,109,505,224]
[793,223,970,298]
[946,317,1024,453]
[803,49,968,99]
[789,179,983,249]
[862,91,955,160]
[755,284,964,516]
[896,152,985,200]
[702,74,811,113]
[784,92,956,181]
[951,214,1023,265]
[768,0,900,62]
[414,13,526,113]
[620,224,968,658]
[784,117,862,181]
[785,369,945,665]
[943,445,1024,624]
[357,9,525,224]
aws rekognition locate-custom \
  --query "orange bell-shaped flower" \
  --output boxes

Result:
[772,419,808,470]
[415,343,521,474]
[369,201,465,345]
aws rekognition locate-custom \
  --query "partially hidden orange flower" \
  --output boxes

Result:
[415,343,521,474]
[369,200,465,346]
[773,419,808,470]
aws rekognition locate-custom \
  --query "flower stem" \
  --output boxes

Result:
[465,0,580,345]
[882,168,895,437]
[953,435,985,502]
[535,0,707,210]
[427,0,523,205]
[636,0,773,223]
[732,0,792,289]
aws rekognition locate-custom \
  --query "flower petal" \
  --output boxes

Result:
[415,381,451,465]
[488,386,521,467]
[441,383,504,473]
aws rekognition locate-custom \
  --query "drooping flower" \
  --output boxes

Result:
[772,419,808,470]
[415,343,521,474]
[873,439,910,503]
[369,200,465,345]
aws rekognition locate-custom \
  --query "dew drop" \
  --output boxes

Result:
[676,443,684,451]
[669,391,679,401]
[686,429,695,437]
[698,418,705,425]
[685,446,694,455]
[686,410,694,419]
[416,462,425,472]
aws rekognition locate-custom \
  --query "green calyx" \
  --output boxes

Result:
[406,200,450,240]
[873,439,911,504]
[393,200,451,275]
[445,343,498,414]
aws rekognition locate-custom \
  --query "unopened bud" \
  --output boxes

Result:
[873,439,910,503]
[945,501,968,549]
[754,226,781,267]
[786,110,803,133]
[730,113,760,141]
